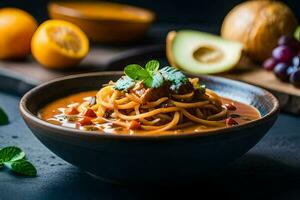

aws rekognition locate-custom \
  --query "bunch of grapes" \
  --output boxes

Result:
[263,35,300,87]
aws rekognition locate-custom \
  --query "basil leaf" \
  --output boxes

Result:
[160,66,188,91]
[5,159,37,177]
[0,146,25,163]
[144,72,164,88]
[0,107,8,125]
[145,60,159,74]
[114,76,136,92]
[124,64,149,80]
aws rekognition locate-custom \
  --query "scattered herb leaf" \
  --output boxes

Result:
[0,107,9,125]
[5,159,37,177]
[114,76,136,92]
[0,146,25,163]
[0,146,37,177]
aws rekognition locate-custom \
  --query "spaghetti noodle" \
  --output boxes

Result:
[86,77,228,134]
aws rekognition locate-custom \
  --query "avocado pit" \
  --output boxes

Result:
[193,45,224,64]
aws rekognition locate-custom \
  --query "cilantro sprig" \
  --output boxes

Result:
[0,146,37,177]
[114,60,189,92]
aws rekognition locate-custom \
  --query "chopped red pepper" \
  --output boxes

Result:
[64,106,79,115]
[77,117,93,126]
[83,109,97,118]
[226,118,239,126]
[128,120,141,130]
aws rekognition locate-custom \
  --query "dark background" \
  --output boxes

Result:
[0,0,299,32]
[1,1,300,200]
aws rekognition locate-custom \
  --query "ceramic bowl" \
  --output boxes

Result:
[20,72,279,184]
[48,1,155,43]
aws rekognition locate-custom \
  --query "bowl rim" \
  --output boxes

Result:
[48,1,156,23]
[20,71,280,141]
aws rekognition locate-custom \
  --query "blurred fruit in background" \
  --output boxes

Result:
[48,1,155,44]
[263,31,300,88]
[0,8,37,59]
[166,30,243,74]
[31,20,89,69]
[221,0,298,62]
[295,26,300,42]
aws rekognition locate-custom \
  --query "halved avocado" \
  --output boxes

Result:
[166,30,243,74]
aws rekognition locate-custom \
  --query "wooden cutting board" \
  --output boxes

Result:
[0,45,299,114]
[225,64,300,114]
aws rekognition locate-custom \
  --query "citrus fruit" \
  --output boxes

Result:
[0,8,38,59]
[31,20,89,69]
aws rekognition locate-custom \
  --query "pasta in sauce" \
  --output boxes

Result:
[39,77,260,136]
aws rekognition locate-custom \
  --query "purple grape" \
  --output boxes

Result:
[272,45,295,63]
[287,66,298,76]
[273,63,289,81]
[263,58,277,71]
[290,69,300,87]
[292,56,300,68]
[278,35,300,50]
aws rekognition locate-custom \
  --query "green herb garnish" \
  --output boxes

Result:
[0,107,9,125]
[0,146,37,177]
[124,60,163,89]
[114,76,136,92]
[145,60,160,74]
[115,60,190,92]
[143,71,164,88]
[159,66,188,91]
[114,60,206,94]
[124,64,149,81]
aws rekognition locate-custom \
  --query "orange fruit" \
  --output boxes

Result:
[31,20,89,69]
[0,8,38,59]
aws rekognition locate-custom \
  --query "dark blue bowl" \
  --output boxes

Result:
[20,72,279,184]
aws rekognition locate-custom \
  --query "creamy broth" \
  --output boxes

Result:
[39,90,261,136]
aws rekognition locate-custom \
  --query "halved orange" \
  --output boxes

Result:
[31,20,89,69]
[0,8,38,59]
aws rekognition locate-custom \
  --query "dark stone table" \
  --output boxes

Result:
[0,90,300,200]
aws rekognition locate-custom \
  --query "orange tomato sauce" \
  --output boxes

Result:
[39,91,261,136]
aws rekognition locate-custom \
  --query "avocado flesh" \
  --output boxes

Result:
[171,30,243,74]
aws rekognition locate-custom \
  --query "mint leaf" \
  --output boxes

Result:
[124,64,149,80]
[145,60,159,74]
[5,159,37,177]
[0,146,37,177]
[0,146,25,163]
[160,66,188,91]
[143,72,164,88]
[0,107,8,125]
[114,76,136,92]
